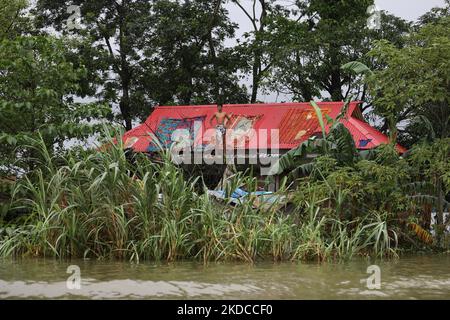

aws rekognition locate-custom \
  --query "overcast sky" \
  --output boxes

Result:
[375,0,445,20]
[225,0,447,102]
[227,0,446,41]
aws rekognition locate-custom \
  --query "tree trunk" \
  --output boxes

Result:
[251,53,261,103]
[235,0,267,103]
[329,65,343,101]
[120,82,132,131]
[328,43,343,101]
[118,6,132,131]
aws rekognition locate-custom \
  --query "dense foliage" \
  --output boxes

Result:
[0,134,400,262]
[0,0,449,261]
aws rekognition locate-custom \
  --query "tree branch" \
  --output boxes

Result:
[232,0,258,31]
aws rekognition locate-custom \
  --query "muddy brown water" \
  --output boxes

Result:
[0,255,449,299]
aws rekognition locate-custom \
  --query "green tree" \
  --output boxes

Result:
[408,139,450,246]
[265,1,410,104]
[232,0,281,103]
[35,0,248,128]
[368,17,450,145]
[271,0,374,101]
[0,36,108,174]
[140,0,248,106]
[35,0,155,130]
[418,0,449,25]
[0,0,28,39]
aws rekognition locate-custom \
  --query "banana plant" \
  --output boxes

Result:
[277,99,361,178]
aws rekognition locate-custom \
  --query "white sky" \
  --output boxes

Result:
[375,0,445,21]
[225,0,447,102]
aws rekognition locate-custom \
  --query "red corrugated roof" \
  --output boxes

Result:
[342,117,407,153]
[123,101,406,153]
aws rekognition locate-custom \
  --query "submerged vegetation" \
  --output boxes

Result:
[0,1,449,263]
[0,129,448,262]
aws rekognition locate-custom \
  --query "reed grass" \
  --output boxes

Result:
[0,131,398,262]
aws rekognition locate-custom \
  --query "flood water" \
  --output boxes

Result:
[1,255,449,299]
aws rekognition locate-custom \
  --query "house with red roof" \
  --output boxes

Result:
[122,101,406,190]
[123,101,406,154]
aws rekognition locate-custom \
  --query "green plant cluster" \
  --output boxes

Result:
[0,133,405,263]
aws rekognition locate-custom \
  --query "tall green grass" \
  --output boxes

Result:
[0,131,398,262]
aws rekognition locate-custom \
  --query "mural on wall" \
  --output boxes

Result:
[147,116,206,152]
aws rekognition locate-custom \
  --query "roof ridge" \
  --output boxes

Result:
[155,101,361,109]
